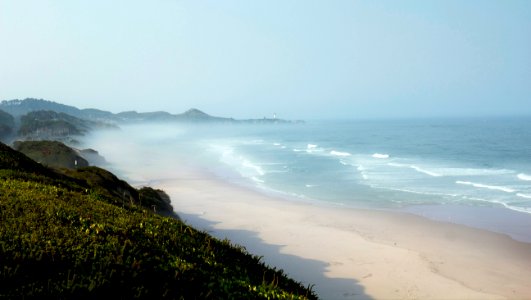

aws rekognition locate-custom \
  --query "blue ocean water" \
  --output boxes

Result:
[188,117,531,214]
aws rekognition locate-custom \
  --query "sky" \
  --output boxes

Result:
[1,1,530,119]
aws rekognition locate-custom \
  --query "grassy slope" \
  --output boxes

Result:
[14,140,89,169]
[0,143,317,299]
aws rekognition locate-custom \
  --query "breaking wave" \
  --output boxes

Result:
[456,181,515,193]
[517,193,531,199]
[388,163,442,177]
[372,153,389,159]
[330,150,351,157]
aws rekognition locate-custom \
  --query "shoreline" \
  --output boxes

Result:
[173,151,531,244]
[400,203,531,244]
[151,168,531,299]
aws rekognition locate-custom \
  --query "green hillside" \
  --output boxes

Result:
[14,140,89,169]
[0,142,316,299]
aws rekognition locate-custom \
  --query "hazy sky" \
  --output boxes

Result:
[1,1,530,119]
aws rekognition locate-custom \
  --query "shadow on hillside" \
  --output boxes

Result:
[178,212,372,300]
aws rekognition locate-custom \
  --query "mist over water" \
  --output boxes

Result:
[81,118,531,240]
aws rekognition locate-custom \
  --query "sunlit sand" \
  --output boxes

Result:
[151,167,531,299]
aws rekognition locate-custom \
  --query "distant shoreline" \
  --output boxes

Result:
[201,160,531,244]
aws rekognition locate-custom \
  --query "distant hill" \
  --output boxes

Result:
[18,110,88,138]
[0,141,316,298]
[115,108,234,123]
[1,98,300,125]
[115,110,177,123]
[0,109,15,141]
[16,110,117,143]
[0,98,114,121]
[174,108,234,122]
[14,140,89,169]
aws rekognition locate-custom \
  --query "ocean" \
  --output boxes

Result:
[86,117,531,241]
[194,118,531,212]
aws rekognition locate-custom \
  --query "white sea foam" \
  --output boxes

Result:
[384,187,452,197]
[517,193,531,199]
[456,181,515,193]
[434,168,514,177]
[465,196,531,214]
[388,162,405,167]
[387,163,442,177]
[330,150,351,157]
[387,163,513,178]
[372,153,389,159]
[507,206,531,214]
[305,184,316,188]
[273,143,281,146]
[293,149,303,152]
[410,165,442,177]
[305,144,326,154]
[517,173,531,181]
[242,160,265,176]
[251,176,265,183]
[215,145,267,179]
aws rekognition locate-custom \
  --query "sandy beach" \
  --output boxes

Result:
[151,168,531,300]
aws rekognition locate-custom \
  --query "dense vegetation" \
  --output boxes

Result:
[0,109,15,141]
[18,110,89,139]
[14,140,89,169]
[0,142,317,299]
